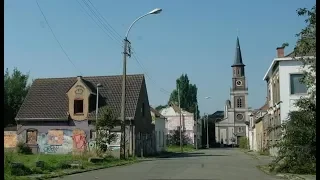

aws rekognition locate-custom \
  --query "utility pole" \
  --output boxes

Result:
[120,38,130,159]
[178,86,182,152]
[206,113,209,149]
[195,103,198,149]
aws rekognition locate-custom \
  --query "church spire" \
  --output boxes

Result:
[231,37,245,67]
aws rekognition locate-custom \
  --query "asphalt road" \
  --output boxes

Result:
[56,148,280,180]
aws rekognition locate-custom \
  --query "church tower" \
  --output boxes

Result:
[230,37,248,128]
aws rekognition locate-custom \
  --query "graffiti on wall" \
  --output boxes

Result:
[72,129,86,152]
[37,130,73,154]
[88,140,96,151]
[4,131,17,148]
[48,130,63,145]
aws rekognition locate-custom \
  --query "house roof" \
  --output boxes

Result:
[150,107,165,119]
[15,74,145,121]
[263,51,315,81]
[4,124,17,131]
[231,37,245,67]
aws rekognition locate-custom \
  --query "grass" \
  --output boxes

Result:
[166,145,195,153]
[5,150,138,180]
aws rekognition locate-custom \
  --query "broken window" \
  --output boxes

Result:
[74,99,84,114]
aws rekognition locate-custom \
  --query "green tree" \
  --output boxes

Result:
[269,5,316,174]
[95,107,118,155]
[155,104,168,111]
[168,74,200,119]
[4,68,30,127]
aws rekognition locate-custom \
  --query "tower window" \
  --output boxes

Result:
[74,99,84,114]
[237,98,243,108]
[237,69,240,75]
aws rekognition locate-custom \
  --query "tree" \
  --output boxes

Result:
[168,74,200,119]
[269,5,316,174]
[155,104,168,111]
[168,127,191,146]
[95,107,118,155]
[4,68,30,127]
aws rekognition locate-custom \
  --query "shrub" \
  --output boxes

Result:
[16,142,32,155]
[239,137,249,149]
[167,128,192,146]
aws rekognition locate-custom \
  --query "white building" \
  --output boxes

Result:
[262,46,313,156]
[159,103,196,145]
[150,107,167,153]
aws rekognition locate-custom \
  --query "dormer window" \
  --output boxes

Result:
[74,99,84,114]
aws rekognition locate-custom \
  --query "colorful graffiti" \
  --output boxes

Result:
[4,131,17,148]
[48,130,63,145]
[37,130,73,154]
[72,129,86,152]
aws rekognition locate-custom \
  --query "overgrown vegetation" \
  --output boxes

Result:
[269,5,316,174]
[5,150,137,179]
[166,145,195,153]
[95,107,118,156]
[167,128,192,146]
[238,137,249,149]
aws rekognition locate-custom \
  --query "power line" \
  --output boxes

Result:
[36,0,82,75]
[74,0,170,96]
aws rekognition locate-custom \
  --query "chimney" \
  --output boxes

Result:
[77,76,82,81]
[276,47,285,58]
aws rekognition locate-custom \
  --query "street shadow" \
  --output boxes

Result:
[155,152,229,159]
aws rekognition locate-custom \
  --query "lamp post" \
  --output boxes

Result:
[95,83,102,123]
[204,96,212,149]
[120,8,162,159]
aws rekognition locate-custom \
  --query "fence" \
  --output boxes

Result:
[135,132,156,157]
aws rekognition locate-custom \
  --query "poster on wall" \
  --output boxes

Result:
[109,132,121,150]
[48,130,64,145]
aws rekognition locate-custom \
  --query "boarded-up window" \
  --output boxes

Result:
[27,129,37,144]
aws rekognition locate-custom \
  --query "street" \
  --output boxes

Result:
[56,148,280,180]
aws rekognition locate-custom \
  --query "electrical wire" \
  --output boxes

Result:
[75,0,171,96]
[36,0,82,75]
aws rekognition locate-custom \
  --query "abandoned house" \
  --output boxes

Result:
[14,74,155,156]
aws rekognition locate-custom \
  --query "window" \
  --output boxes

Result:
[237,69,240,75]
[26,129,37,144]
[74,99,84,114]
[290,74,307,94]
[236,97,243,108]
[141,103,145,117]
[238,127,244,133]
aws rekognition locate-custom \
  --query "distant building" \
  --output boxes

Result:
[150,107,167,152]
[159,103,196,145]
[215,37,250,146]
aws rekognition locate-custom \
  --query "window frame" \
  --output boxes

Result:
[26,129,38,145]
[74,99,84,114]
[289,73,308,95]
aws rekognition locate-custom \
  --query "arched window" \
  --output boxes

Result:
[237,69,240,75]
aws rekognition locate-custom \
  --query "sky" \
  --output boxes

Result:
[4,0,315,116]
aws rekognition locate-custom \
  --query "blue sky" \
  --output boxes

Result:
[4,0,315,115]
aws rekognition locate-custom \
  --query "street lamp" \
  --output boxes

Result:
[120,8,162,159]
[95,83,102,122]
[204,96,212,149]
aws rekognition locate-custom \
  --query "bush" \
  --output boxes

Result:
[16,142,32,155]
[239,137,249,149]
[167,128,191,146]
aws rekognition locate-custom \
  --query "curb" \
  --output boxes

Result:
[28,160,140,179]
